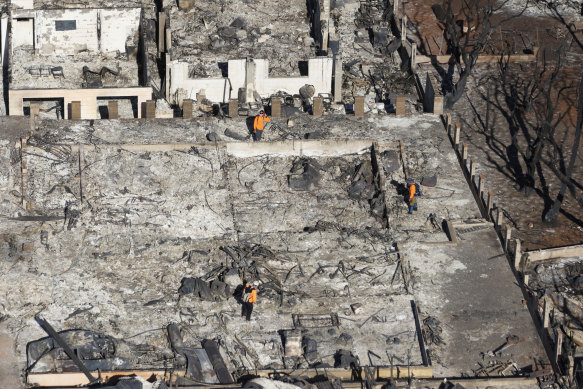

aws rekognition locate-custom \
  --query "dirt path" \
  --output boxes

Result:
[0,325,22,389]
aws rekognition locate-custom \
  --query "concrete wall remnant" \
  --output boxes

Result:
[9,88,152,119]
[168,57,333,105]
[11,8,141,56]
[423,72,443,114]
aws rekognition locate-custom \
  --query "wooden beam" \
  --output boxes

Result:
[27,370,177,387]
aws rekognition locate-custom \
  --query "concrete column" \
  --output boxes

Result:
[469,158,476,178]
[396,96,406,116]
[445,113,452,134]
[144,100,156,119]
[543,297,551,328]
[182,99,193,119]
[70,101,81,120]
[461,142,468,164]
[354,96,364,117]
[411,42,417,73]
[245,58,256,103]
[454,123,461,145]
[271,98,281,118]
[401,15,407,43]
[158,13,166,53]
[496,207,503,228]
[30,103,40,118]
[555,329,563,365]
[487,190,494,221]
[228,99,238,117]
[108,101,119,119]
[165,28,172,50]
[333,55,343,103]
[83,98,98,120]
[514,239,521,270]
[478,174,485,196]
[313,97,323,117]
[505,226,512,252]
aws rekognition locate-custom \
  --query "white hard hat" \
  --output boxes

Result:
[253,281,259,286]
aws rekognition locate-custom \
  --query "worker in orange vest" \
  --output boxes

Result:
[241,281,258,321]
[253,110,270,141]
[407,178,418,214]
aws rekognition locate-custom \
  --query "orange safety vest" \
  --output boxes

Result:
[253,115,271,131]
[408,183,416,200]
[248,287,257,303]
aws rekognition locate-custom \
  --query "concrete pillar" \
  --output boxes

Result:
[555,329,563,365]
[396,96,406,116]
[165,28,172,50]
[411,42,417,73]
[354,96,364,117]
[70,101,81,120]
[182,99,193,119]
[333,55,343,103]
[271,98,281,118]
[543,297,551,328]
[158,13,166,53]
[401,15,407,43]
[461,142,468,164]
[469,158,476,178]
[228,99,238,117]
[313,97,323,117]
[245,58,256,103]
[514,239,521,270]
[487,190,494,221]
[454,123,461,145]
[434,96,444,115]
[144,100,156,119]
[108,101,118,119]
[30,103,40,118]
[505,226,512,253]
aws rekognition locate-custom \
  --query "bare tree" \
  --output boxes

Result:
[438,0,526,108]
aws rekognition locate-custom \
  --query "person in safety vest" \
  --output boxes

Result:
[407,178,418,214]
[253,110,270,141]
[241,281,258,321]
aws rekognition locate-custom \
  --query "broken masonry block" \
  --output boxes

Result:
[396,96,406,116]
[178,0,195,10]
[271,98,281,118]
[108,101,118,119]
[228,99,238,117]
[210,280,230,298]
[70,101,81,120]
[312,97,323,117]
[334,349,359,368]
[283,329,302,357]
[302,337,318,362]
[338,333,352,346]
[182,99,193,119]
[350,303,363,314]
[354,96,364,117]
